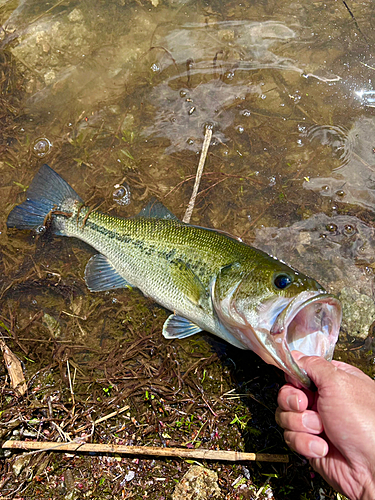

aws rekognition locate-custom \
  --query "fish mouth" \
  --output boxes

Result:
[268,291,342,388]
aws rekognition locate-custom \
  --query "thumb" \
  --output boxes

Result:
[292,351,339,390]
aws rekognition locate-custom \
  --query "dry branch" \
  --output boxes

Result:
[183,126,213,224]
[1,440,289,463]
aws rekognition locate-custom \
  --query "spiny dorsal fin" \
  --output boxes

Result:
[134,197,181,221]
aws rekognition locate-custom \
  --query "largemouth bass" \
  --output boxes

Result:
[7,164,342,388]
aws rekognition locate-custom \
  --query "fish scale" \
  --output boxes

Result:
[7,164,342,388]
[62,206,256,336]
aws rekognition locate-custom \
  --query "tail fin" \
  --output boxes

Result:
[7,164,83,233]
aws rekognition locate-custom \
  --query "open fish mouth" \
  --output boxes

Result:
[269,291,342,388]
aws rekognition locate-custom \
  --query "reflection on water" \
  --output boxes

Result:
[303,117,375,212]
[143,79,262,153]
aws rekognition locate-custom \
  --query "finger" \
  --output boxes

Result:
[277,384,308,412]
[291,352,339,388]
[276,408,323,434]
[284,430,328,459]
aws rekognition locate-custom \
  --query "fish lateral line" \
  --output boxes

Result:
[6,163,342,389]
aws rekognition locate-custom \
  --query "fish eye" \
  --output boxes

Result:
[273,273,293,290]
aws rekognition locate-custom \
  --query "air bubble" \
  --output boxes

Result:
[326,223,337,233]
[32,137,52,158]
[269,175,276,187]
[35,225,47,235]
[344,224,355,235]
[113,183,131,206]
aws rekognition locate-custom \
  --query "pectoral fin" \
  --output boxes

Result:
[170,259,207,306]
[163,314,203,339]
[85,254,133,292]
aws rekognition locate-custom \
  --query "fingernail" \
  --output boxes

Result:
[309,440,328,458]
[286,395,300,411]
[302,413,322,433]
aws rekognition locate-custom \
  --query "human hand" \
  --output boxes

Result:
[276,352,375,500]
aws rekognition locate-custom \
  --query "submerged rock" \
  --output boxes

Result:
[254,213,375,339]
[340,287,375,340]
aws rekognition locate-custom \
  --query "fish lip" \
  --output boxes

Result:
[269,291,342,388]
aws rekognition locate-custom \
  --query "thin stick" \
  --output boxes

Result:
[73,405,130,434]
[29,0,66,25]
[1,440,289,463]
[183,126,213,223]
[66,360,75,411]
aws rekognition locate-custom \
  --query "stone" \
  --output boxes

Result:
[172,465,221,500]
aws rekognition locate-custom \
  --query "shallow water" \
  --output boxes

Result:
[1,0,375,496]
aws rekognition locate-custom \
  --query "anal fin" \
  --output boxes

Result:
[163,314,203,339]
[85,254,132,292]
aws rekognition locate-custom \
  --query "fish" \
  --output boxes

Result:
[7,164,342,389]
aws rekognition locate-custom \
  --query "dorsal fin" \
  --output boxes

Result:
[134,197,181,221]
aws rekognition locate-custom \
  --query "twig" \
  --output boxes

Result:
[341,1,369,44]
[73,405,130,434]
[29,0,66,25]
[66,360,75,412]
[1,440,289,463]
[183,126,213,223]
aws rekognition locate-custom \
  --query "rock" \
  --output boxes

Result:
[12,454,31,476]
[68,8,84,23]
[254,213,375,339]
[172,465,221,500]
[339,287,375,340]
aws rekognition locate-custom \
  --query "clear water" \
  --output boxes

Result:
[1,1,375,375]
